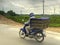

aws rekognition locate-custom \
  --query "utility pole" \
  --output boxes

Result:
[20,10,22,15]
[43,0,45,15]
[54,7,56,14]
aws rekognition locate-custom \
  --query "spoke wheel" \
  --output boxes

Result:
[19,30,25,39]
[34,32,44,42]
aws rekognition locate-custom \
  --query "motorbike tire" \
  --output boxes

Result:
[19,30,25,39]
[34,32,44,42]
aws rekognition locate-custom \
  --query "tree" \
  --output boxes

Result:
[7,10,16,16]
[0,10,5,15]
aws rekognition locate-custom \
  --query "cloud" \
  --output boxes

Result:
[10,2,24,8]
[28,0,43,4]
[0,0,60,14]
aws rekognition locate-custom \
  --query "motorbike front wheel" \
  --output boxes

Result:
[34,32,44,42]
[19,30,25,39]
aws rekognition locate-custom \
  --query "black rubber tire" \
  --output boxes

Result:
[19,30,25,39]
[34,32,44,43]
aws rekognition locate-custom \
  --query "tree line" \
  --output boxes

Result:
[0,10,18,16]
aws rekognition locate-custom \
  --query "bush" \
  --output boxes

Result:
[1,10,60,27]
[7,10,16,16]
[4,15,60,27]
[0,10,5,15]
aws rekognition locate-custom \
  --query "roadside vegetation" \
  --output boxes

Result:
[0,10,60,27]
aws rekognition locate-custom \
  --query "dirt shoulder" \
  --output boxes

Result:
[0,15,60,33]
[46,27,60,33]
[0,15,23,27]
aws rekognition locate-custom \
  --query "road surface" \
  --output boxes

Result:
[0,24,60,45]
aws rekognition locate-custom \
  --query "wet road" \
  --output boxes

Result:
[0,24,60,45]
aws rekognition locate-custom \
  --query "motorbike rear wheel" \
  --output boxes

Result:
[34,32,44,42]
[19,30,25,39]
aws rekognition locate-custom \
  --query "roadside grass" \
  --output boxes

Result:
[49,23,60,27]
[4,15,60,27]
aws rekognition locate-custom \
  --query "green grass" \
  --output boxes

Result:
[5,15,29,23]
[5,15,60,27]
[49,23,60,27]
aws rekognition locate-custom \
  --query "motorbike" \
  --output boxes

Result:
[19,18,49,42]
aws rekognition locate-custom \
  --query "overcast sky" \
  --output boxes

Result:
[0,0,60,14]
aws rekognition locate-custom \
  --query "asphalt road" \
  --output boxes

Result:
[0,24,60,45]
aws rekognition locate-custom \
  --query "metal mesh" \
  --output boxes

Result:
[30,18,49,30]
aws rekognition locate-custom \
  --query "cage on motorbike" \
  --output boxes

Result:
[30,17,49,31]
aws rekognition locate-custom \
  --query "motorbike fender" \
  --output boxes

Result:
[20,28,26,34]
[34,30,44,36]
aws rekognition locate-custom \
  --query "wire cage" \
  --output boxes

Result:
[30,17,49,30]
